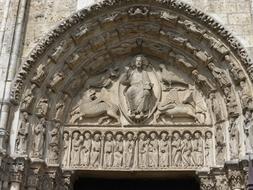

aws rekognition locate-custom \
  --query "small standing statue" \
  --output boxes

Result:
[31,64,47,86]
[54,94,68,122]
[138,132,148,168]
[124,132,135,168]
[171,132,182,167]
[158,132,169,167]
[205,131,213,166]
[181,132,193,167]
[80,131,92,167]
[244,110,253,154]
[148,132,158,168]
[90,133,101,167]
[48,123,60,165]
[192,131,203,166]
[104,133,114,168]
[70,132,83,166]
[113,133,124,168]
[229,117,240,160]
[120,55,154,121]
[15,112,30,155]
[62,132,70,166]
[31,118,47,159]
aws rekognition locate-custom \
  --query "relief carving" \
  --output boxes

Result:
[208,62,231,89]
[70,89,120,124]
[15,112,29,155]
[243,110,253,154]
[113,133,124,168]
[205,131,214,166]
[147,132,159,168]
[171,131,182,167]
[48,72,65,91]
[229,117,240,160]
[62,132,70,167]
[215,125,226,165]
[80,131,92,167]
[31,64,47,86]
[158,132,170,167]
[120,55,156,122]
[239,80,253,110]
[70,131,82,166]
[124,132,135,168]
[104,132,114,168]
[54,94,68,122]
[178,19,206,36]
[181,132,194,167]
[48,40,68,63]
[48,123,60,165]
[31,118,47,159]
[138,132,148,168]
[192,131,204,167]
[20,84,36,113]
[36,97,49,118]
[90,132,102,167]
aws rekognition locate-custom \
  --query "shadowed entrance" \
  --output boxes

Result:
[74,177,200,190]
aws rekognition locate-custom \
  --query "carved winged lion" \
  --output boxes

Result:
[69,90,120,125]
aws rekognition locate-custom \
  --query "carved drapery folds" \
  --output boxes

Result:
[62,127,212,170]
[9,0,253,188]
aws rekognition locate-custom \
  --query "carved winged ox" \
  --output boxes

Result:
[154,103,200,124]
[69,98,120,125]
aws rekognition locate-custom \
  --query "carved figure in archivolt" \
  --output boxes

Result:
[124,132,135,168]
[113,133,124,167]
[49,40,68,62]
[21,84,36,112]
[120,55,156,122]
[15,112,29,155]
[192,131,203,166]
[70,132,82,166]
[192,69,215,96]
[70,89,120,124]
[48,123,60,164]
[36,97,49,117]
[148,132,159,167]
[171,132,182,166]
[31,64,47,86]
[210,92,225,123]
[54,94,68,122]
[62,132,70,166]
[80,131,92,167]
[181,132,193,167]
[48,72,64,90]
[138,132,148,168]
[229,117,240,159]
[158,132,169,167]
[208,63,231,88]
[205,131,213,166]
[31,118,46,158]
[239,80,253,110]
[215,125,226,165]
[90,132,101,167]
[244,110,253,154]
[104,133,114,168]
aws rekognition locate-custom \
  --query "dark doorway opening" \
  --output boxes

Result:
[74,176,200,190]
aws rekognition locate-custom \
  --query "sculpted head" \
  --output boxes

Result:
[150,132,157,140]
[84,132,91,139]
[73,131,79,140]
[184,132,191,140]
[126,132,134,141]
[194,131,201,139]
[173,132,180,140]
[160,132,168,140]
[139,132,146,140]
[116,133,123,141]
[205,131,212,139]
[94,133,101,141]
[106,133,113,141]
[63,132,69,140]
[132,55,148,69]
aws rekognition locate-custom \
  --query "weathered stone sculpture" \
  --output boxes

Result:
[147,132,158,168]
[70,132,82,166]
[192,131,203,166]
[138,132,148,168]
[90,132,101,167]
[120,55,155,122]
[124,132,135,168]
[15,112,30,155]
[172,132,182,166]
[181,132,193,167]
[36,97,49,117]
[48,123,60,164]
[20,84,36,112]
[62,132,70,166]
[31,118,47,159]
[104,133,114,168]
[80,131,92,167]
[31,64,47,86]
[113,133,124,167]
[205,131,213,166]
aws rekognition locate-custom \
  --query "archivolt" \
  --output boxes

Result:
[10,0,253,120]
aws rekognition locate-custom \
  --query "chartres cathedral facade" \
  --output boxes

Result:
[0,0,253,189]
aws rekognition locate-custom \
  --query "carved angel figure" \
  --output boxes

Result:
[208,63,231,88]
[120,55,154,120]
[31,64,47,86]
[21,84,36,112]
